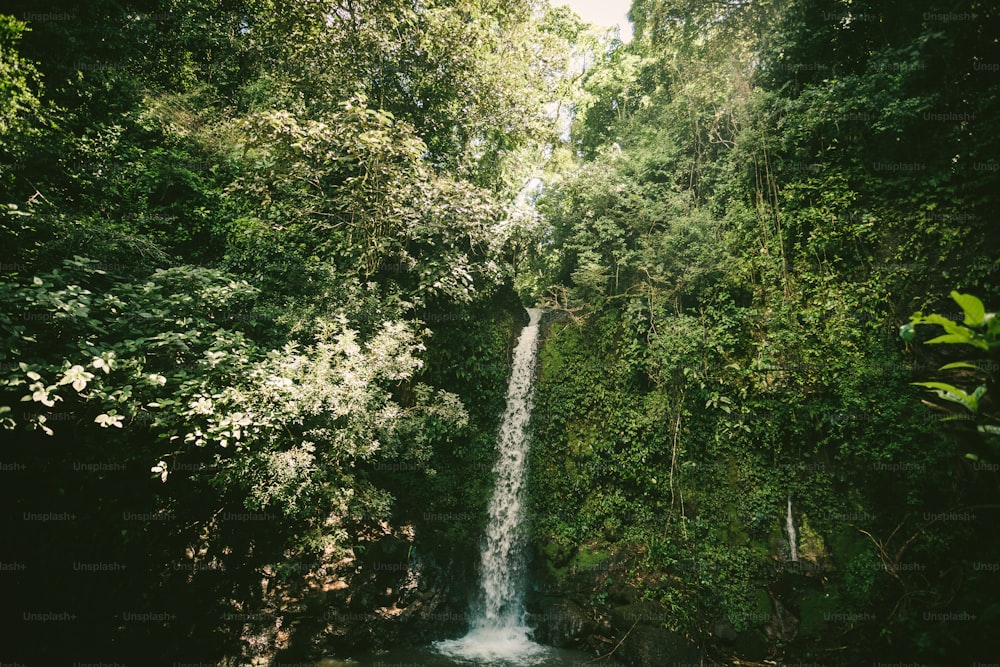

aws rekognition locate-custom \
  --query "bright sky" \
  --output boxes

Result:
[552,0,633,41]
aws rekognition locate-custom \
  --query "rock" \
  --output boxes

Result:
[610,602,670,631]
[603,603,702,666]
[606,580,639,605]
[530,596,596,648]
[617,624,701,666]
[765,593,799,642]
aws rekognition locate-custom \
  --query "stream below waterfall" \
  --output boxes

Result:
[346,644,593,666]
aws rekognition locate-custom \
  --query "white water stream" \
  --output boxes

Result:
[786,495,798,562]
[435,308,547,664]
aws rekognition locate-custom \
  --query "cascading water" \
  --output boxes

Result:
[435,308,548,664]
[786,495,798,562]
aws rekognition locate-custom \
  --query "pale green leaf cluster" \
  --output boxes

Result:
[0,257,468,533]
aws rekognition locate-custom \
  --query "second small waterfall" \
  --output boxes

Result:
[786,495,799,562]
[436,307,547,664]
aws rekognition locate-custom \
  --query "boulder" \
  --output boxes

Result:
[616,624,702,666]
[530,596,596,648]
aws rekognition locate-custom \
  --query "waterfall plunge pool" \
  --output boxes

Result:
[346,640,594,666]
[434,626,548,663]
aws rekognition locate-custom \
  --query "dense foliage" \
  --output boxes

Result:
[0,1,579,663]
[524,0,1000,663]
[4,0,999,664]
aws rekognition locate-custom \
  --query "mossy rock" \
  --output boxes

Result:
[617,624,701,665]
[541,541,573,581]
[610,601,670,631]
[796,512,830,566]
[568,545,609,574]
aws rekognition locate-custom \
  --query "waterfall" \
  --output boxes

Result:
[786,495,798,562]
[435,308,548,664]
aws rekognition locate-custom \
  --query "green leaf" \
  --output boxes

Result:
[951,291,986,327]
[911,381,978,412]
[938,362,981,371]
[911,381,966,394]
[912,313,964,332]
[925,333,974,345]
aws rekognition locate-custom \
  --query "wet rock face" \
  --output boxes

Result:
[765,591,800,642]
[530,597,596,647]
